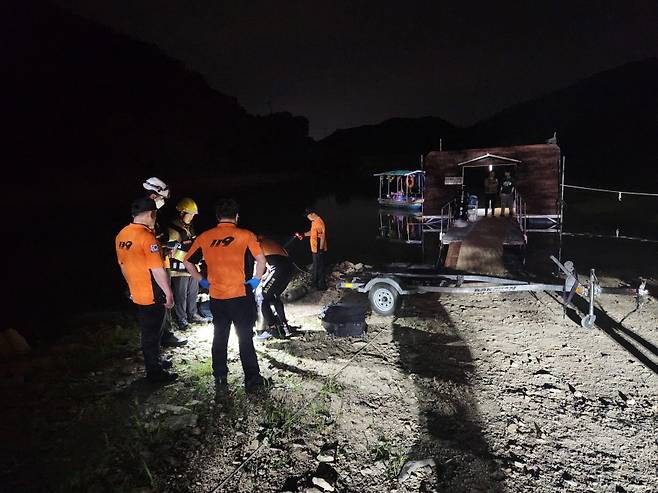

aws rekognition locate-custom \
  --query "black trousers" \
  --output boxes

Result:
[261,256,292,326]
[311,252,327,289]
[136,303,165,374]
[210,296,260,381]
[500,193,513,216]
[484,193,497,216]
[160,309,175,343]
[160,271,175,343]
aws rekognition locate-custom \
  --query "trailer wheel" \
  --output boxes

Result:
[581,314,596,329]
[369,283,399,316]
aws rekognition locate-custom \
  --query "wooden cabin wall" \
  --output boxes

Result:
[423,144,560,216]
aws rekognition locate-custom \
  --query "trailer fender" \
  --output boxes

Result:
[362,277,410,295]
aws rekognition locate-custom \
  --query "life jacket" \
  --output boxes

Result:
[168,218,196,273]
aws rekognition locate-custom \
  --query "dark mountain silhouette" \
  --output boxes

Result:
[321,116,457,155]
[4,0,312,184]
[320,59,658,188]
[2,0,315,334]
[317,117,458,178]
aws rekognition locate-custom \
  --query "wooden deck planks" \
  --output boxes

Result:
[453,217,521,275]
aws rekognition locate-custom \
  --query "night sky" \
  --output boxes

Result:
[54,1,657,138]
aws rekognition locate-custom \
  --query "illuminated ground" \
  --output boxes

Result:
[1,269,657,492]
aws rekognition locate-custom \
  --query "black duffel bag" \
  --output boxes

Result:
[319,303,367,337]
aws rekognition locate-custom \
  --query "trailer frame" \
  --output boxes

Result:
[338,256,647,326]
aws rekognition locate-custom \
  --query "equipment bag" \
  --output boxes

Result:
[319,303,367,337]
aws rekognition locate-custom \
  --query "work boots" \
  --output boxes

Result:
[245,374,271,394]
[279,323,292,338]
[255,328,276,340]
[191,314,211,324]
[215,376,229,394]
[255,323,292,340]
[146,369,178,384]
[161,334,188,347]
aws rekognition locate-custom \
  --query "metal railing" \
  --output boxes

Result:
[438,198,457,241]
[514,191,528,240]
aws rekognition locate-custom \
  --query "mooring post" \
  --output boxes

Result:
[589,269,596,319]
[580,268,597,328]
[556,155,566,275]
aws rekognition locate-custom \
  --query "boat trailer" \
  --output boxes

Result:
[338,256,647,328]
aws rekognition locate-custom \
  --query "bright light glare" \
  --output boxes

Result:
[228,325,240,351]
[193,321,241,352]
[489,164,493,171]
[196,322,214,342]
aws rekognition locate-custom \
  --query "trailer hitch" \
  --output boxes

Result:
[550,256,647,328]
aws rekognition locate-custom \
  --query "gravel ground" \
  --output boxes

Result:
[169,266,658,493]
[2,265,655,493]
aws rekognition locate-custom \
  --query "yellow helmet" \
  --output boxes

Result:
[176,197,198,214]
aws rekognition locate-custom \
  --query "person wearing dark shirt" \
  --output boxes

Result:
[499,170,515,217]
[483,171,499,217]
[255,236,293,340]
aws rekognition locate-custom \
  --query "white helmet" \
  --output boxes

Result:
[142,177,170,198]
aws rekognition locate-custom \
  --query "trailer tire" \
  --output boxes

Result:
[369,283,399,316]
[581,314,596,329]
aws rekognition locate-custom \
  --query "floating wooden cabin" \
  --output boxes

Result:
[423,144,561,228]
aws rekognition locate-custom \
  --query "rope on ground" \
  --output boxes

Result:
[563,184,658,198]
[209,324,390,493]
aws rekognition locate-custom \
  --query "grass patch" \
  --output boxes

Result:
[309,397,331,420]
[370,435,393,461]
[260,397,297,441]
[321,377,343,395]
[386,450,408,479]
[188,358,213,378]
[57,401,162,492]
[367,434,407,479]
[59,319,140,374]
[186,358,214,393]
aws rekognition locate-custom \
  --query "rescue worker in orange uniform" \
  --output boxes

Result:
[183,199,268,393]
[142,176,170,210]
[141,176,187,348]
[115,197,178,383]
[255,236,293,340]
[296,207,328,290]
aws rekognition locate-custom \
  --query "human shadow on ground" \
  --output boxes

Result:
[566,294,658,374]
[258,350,324,379]
[393,296,504,492]
[266,293,504,491]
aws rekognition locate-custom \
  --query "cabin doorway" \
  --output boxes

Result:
[461,163,517,216]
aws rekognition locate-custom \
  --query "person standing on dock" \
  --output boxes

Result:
[484,171,499,217]
[296,207,328,291]
[499,170,515,217]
